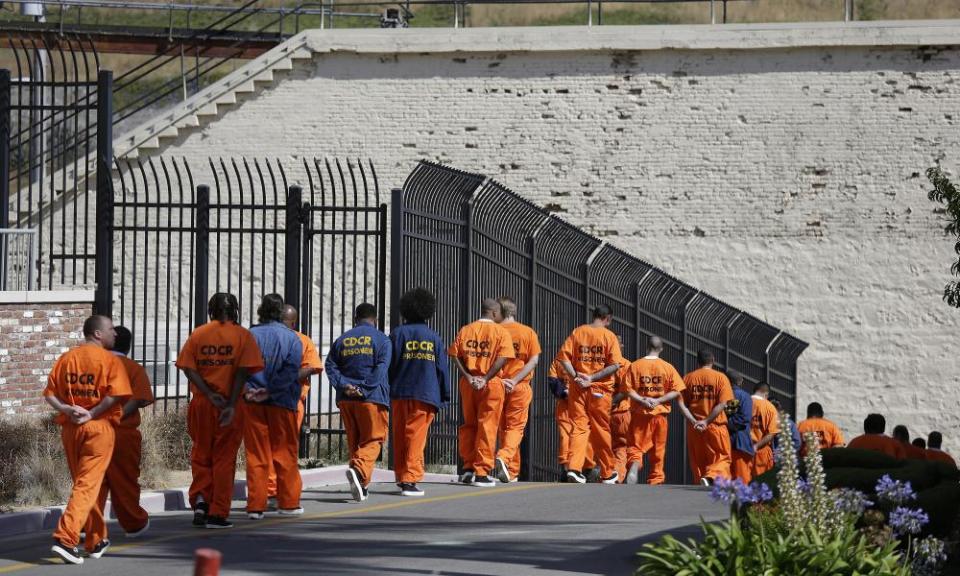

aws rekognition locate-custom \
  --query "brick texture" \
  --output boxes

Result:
[0,303,90,415]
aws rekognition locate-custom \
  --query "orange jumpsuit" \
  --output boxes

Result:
[448,318,514,477]
[620,356,685,485]
[44,344,132,552]
[496,321,541,480]
[93,353,154,534]
[797,417,845,457]
[750,396,781,477]
[848,434,907,460]
[176,321,264,519]
[558,324,625,478]
[681,367,734,484]
[610,373,631,483]
[926,449,957,468]
[268,331,322,498]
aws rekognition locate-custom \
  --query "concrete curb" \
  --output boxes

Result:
[0,465,457,538]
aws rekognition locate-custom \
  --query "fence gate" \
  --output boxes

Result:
[109,157,386,462]
[393,160,808,483]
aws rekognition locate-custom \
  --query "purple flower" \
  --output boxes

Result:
[752,482,774,502]
[888,506,929,536]
[913,535,947,567]
[832,488,873,516]
[710,477,737,504]
[876,475,916,505]
[710,478,773,506]
[796,478,812,496]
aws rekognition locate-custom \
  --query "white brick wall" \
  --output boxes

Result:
[135,25,960,451]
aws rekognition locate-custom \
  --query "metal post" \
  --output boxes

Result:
[284,186,302,311]
[389,188,404,329]
[94,70,114,316]
[587,0,592,26]
[193,184,210,328]
[722,0,727,24]
[0,70,10,232]
[598,1,602,25]
[519,234,537,481]
[723,313,741,371]
[844,0,854,21]
[582,261,591,322]
[461,198,473,326]
[298,200,312,459]
[377,203,388,330]
[710,0,716,25]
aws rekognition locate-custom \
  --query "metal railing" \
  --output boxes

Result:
[0,228,39,290]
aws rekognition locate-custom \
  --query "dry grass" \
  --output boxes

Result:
[0,415,71,509]
[139,407,192,489]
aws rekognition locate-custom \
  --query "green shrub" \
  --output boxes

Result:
[637,517,908,576]
[821,448,904,470]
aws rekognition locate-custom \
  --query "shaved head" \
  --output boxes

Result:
[480,298,501,318]
[647,336,664,354]
[282,305,299,328]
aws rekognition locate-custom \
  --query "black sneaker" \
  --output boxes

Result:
[205,516,233,529]
[472,475,496,487]
[585,467,602,483]
[558,469,569,482]
[399,483,424,497]
[88,539,110,559]
[601,471,619,485]
[51,540,83,565]
[494,458,511,484]
[566,470,587,484]
[700,477,714,487]
[459,470,475,484]
[346,467,367,502]
[192,502,209,527]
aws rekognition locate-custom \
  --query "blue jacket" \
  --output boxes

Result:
[389,322,450,410]
[728,386,755,455]
[774,414,802,455]
[247,321,303,411]
[325,323,391,408]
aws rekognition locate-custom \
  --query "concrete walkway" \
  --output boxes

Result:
[0,482,725,575]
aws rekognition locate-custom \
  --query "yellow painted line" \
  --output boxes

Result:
[0,482,567,574]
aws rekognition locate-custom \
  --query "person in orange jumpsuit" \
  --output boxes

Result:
[610,365,632,484]
[448,298,515,487]
[549,357,596,480]
[44,315,132,564]
[244,294,305,519]
[494,297,541,484]
[325,303,392,502]
[679,350,734,486]
[847,414,906,460]
[92,325,154,539]
[926,432,957,468]
[749,383,781,477]
[177,293,264,529]
[266,305,323,503]
[389,288,450,497]
[797,402,845,457]
[621,336,684,485]
[558,304,626,484]
[892,425,929,460]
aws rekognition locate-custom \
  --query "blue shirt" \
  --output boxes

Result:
[247,321,302,411]
[728,386,755,455]
[389,323,450,410]
[325,323,392,408]
[774,414,802,456]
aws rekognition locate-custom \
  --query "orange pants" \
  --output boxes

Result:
[568,385,615,477]
[188,394,246,518]
[93,426,148,534]
[752,446,775,478]
[611,409,631,482]
[391,399,436,484]
[340,401,388,487]
[497,382,533,479]
[731,449,754,483]
[556,399,595,469]
[686,423,731,484]
[54,420,115,550]
[269,383,311,498]
[627,413,669,485]
[245,402,302,512]
[458,377,505,477]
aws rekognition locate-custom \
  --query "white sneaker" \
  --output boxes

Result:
[278,507,304,516]
[248,511,264,520]
[566,470,587,484]
[601,471,619,485]
[125,517,150,538]
[346,468,367,502]
[459,470,475,484]
[700,477,713,487]
[471,475,496,488]
[494,458,511,484]
[399,483,425,497]
[51,541,83,565]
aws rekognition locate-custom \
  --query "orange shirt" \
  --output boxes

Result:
[750,396,781,444]
[447,319,515,379]
[848,434,906,460]
[115,353,155,429]
[611,365,631,414]
[620,356,685,416]
[500,321,542,386]
[176,320,265,397]
[297,331,323,388]
[901,442,928,461]
[926,449,957,468]
[681,367,734,425]
[558,324,625,392]
[797,417,845,451]
[44,344,133,425]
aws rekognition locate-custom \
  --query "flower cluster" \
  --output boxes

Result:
[875,475,916,505]
[888,506,929,537]
[710,477,773,507]
[832,488,873,517]
[912,535,948,575]
[774,411,806,528]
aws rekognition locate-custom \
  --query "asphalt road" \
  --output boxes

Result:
[0,481,725,576]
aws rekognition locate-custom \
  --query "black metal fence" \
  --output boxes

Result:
[110,156,387,462]
[392,160,808,483]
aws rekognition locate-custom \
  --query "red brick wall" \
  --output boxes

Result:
[0,301,91,416]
